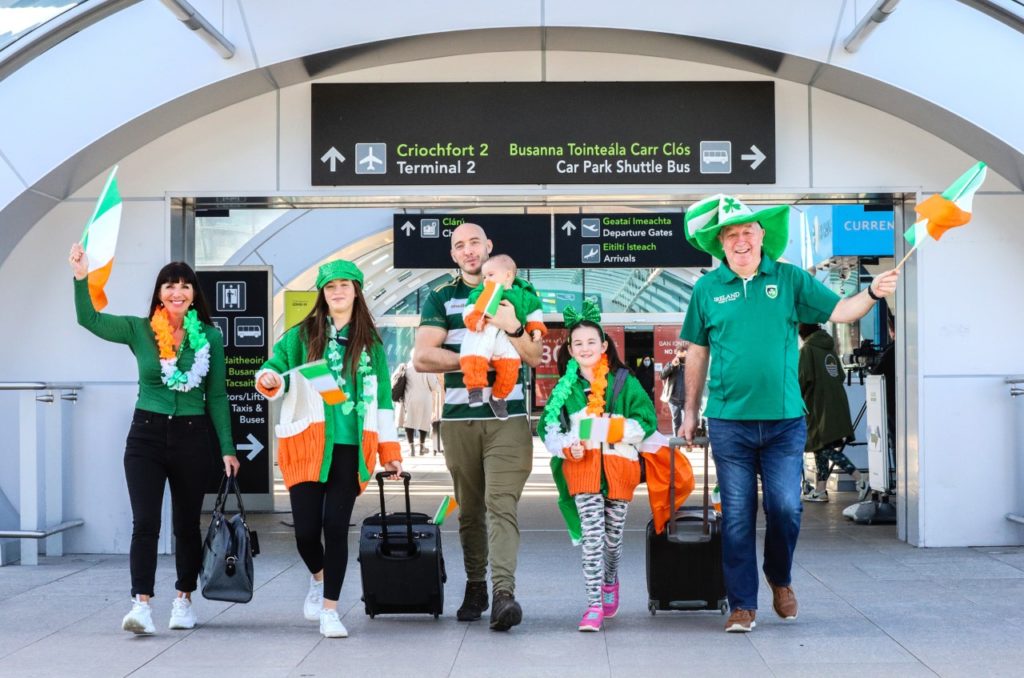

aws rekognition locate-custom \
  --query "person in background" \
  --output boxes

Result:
[660,343,688,434]
[397,349,441,456]
[69,243,239,636]
[798,323,867,503]
[634,355,655,402]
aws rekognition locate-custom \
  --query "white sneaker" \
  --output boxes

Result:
[122,597,156,635]
[303,576,324,621]
[319,608,348,638]
[168,596,197,630]
[856,478,871,501]
[802,489,829,503]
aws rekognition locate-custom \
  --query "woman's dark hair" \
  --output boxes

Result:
[556,320,629,377]
[148,262,213,325]
[300,280,380,376]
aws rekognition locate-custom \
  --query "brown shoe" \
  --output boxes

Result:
[765,577,798,620]
[724,608,756,633]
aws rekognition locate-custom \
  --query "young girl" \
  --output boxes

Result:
[255,259,402,638]
[539,301,661,632]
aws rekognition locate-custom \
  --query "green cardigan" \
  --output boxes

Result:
[256,323,396,484]
[73,277,235,457]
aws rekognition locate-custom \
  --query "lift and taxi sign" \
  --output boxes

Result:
[312,82,775,186]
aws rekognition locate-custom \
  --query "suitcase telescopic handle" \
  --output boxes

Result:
[375,471,414,547]
[668,435,711,537]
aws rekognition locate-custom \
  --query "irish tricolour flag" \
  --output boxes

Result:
[472,280,504,318]
[904,161,987,247]
[431,495,458,526]
[578,415,626,446]
[296,360,347,405]
[80,167,122,311]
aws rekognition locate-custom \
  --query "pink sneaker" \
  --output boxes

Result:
[578,605,603,632]
[601,582,620,618]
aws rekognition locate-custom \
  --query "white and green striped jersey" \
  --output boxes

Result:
[420,277,528,421]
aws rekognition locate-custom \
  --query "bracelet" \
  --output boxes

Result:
[866,285,883,302]
[508,324,526,338]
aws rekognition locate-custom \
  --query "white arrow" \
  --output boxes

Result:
[237,433,264,461]
[741,145,766,170]
[561,220,577,235]
[401,221,416,236]
[320,147,346,172]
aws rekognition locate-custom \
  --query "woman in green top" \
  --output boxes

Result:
[255,259,402,639]
[69,243,238,636]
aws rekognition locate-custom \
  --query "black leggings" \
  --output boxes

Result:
[123,409,214,597]
[289,445,359,601]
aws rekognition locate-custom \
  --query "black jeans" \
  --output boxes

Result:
[289,445,359,601]
[123,409,214,597]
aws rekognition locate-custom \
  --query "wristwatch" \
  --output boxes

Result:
[508,324,526,338]
[866,284,883,302]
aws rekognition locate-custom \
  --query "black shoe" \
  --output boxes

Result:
[456,581,489,621]
[489,590,522,631]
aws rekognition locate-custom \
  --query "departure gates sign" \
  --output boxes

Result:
[312,82,775,185]
[554,213,709,268]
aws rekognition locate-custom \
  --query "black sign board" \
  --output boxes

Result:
[312,82,775,186]
[393,214,551,269]
[554,213,710,269]
[198,267,272,508]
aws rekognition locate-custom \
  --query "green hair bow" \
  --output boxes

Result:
[563,299,602,330]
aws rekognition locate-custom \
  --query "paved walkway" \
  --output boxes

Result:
[2,443,1023,677]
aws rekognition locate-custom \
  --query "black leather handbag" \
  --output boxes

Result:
[200,475,259,603]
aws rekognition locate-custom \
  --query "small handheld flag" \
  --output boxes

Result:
[295,361,347,405]
[578,415,625,446]
[80,166,122,310]
[431,495,458,525]
[897,161,987,269]
[473,280,504,318]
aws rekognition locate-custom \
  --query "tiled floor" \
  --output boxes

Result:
[2,443,1022,677]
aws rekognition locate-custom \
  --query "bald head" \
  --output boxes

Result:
[449,222,492,277]
[451,222,487,244]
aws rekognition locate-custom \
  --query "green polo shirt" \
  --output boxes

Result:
[681,256,840,420]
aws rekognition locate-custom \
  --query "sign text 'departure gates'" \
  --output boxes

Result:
[312,82,775,186]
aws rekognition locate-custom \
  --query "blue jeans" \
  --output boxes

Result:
[708,417,806,611]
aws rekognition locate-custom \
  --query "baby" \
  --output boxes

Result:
[460,254,546,419]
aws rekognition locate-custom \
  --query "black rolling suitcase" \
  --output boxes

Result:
[358,472,446,618]
[645,436,728,615]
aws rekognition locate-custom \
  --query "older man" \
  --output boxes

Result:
[414,222,541,631]
[680,195,898,633]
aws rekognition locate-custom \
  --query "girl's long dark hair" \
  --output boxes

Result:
[300,281,380,376]
[556,320,629,377]
[148,262,213,325]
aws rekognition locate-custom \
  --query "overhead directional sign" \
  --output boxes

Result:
[554,213,710,269]
[393,214,551,269]
[312,82,775,185]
